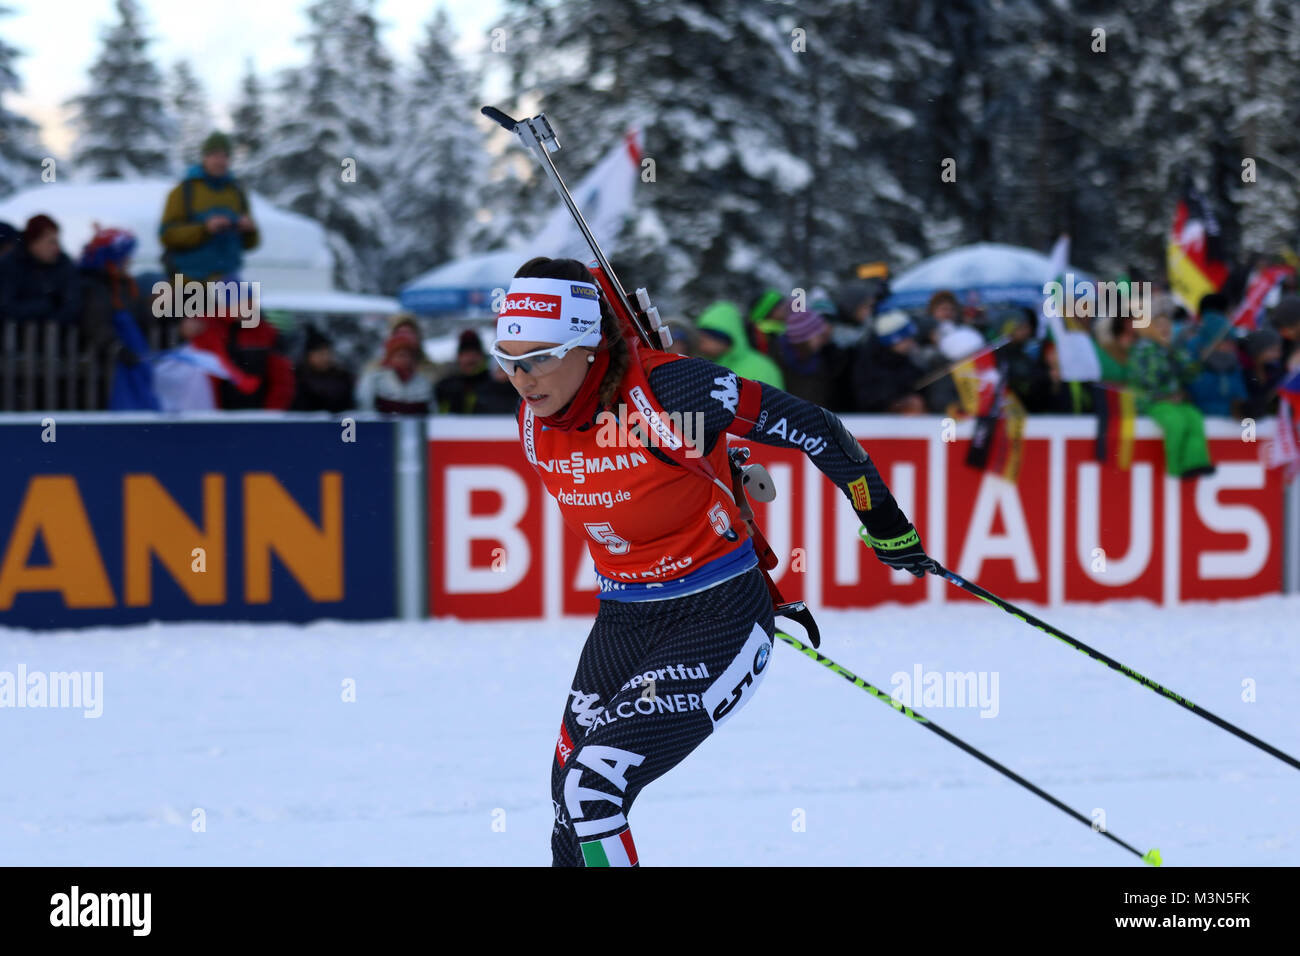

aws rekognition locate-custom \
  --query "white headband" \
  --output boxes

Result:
[496,277,602,347]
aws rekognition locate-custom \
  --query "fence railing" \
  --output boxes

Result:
[0,319,181,412]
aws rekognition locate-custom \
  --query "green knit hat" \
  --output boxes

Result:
[201,131,233,156]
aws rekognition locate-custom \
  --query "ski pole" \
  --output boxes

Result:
[774,629,1162,866]
[928,564,1300,773]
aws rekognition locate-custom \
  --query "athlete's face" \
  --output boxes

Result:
[497,339,595,417]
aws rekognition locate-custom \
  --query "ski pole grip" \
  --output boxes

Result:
[480,106,518,130]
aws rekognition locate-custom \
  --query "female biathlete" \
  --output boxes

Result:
[492,257,937,867]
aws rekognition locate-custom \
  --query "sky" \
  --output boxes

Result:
[4,0,505,156]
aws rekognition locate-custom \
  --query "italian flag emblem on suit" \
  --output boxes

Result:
[581,829,639,867]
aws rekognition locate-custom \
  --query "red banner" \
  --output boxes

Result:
[428,417,1286,618]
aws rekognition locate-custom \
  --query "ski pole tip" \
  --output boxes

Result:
[1142,847,1162,867]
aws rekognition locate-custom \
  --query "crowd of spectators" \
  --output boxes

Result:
[677,270,1300,426]
[0,130,520,416]
[3,129,1297,433]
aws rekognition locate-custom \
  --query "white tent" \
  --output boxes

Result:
[0,180,400,314]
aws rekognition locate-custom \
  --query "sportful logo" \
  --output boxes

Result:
[535,449,649,485]
[619,663,711,693]
[710,373,739,413]
[501,294,561,318]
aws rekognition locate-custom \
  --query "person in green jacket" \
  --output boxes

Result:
[693,300,785,388]
[1129,310,1215,479]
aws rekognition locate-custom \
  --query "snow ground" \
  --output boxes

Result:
[3,596,1298,866]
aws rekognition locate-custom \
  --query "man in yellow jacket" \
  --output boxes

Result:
[158,131,259,282]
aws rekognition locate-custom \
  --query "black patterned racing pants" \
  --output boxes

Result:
[550,566,776,866]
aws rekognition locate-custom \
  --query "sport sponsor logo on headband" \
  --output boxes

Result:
[497,276,602,347]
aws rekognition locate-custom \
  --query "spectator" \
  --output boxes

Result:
[435,328,517,414]
[991,307,1053,412]
[935,324,990,415]
[1098,313,1137,383]
[692,300,784,388]
[158,131,259,284]
[748,288,788,355]
[356,323,434,414]
[1129,310,1213,478]
[921,289,960,344]
[1183,309,1246,418]
[772,306,846,408]
[0,221,18,260]
[1241,328,1285,420]
[1267,294,1300,369]
[291,325,355,413]
[190,311,295,410]
[850,310,936,414]
[830,277,885,348]
[364,314,439,378]
[152,314,257,412]
[663,319,695,356]
[1033,341,1096,414]
[1189,337,1247,418]
[79,227,160,410]
[0,214,82,324]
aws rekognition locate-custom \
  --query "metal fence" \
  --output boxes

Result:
[0,319,181,412]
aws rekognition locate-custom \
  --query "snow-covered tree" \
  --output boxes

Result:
[1224,0,1300,258]
[231,59,267,177]
[167,60,213,175]
[255,0,396,291]
[777,0,954,283]
[0,4,44,195]
[383,8,488,290]
[495,0,814,313]
[67,0,173,180]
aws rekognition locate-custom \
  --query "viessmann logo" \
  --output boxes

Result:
[501,294,561,318]
[536,450,648,485]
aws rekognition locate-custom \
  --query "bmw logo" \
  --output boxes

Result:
[508,322,522,335]
[754,641,771,674]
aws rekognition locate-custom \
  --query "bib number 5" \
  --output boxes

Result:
[584,521,630,555]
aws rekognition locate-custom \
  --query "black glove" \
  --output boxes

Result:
[859,523,939,578]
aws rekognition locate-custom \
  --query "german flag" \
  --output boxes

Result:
[989,391,1026,482]
[952,343,1001,418]
[1166,180,1229,313]
[966,370,1025,482]
[1094,384,1136,470]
